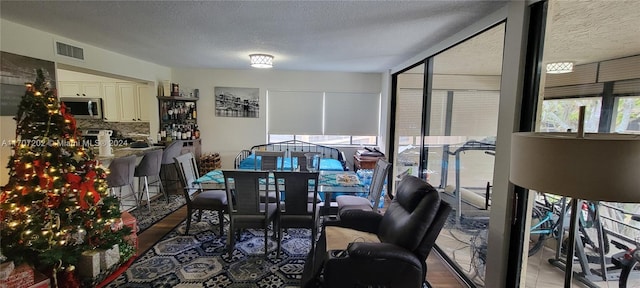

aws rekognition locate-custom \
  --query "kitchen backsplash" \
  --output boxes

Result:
[76,119,150,136]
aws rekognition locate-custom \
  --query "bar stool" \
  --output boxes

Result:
[135,149,165,212]
[106,155,138,210]
[160,140,183,195]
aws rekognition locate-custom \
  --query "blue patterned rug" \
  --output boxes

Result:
[106,211,311,287]
[129,194,187,233]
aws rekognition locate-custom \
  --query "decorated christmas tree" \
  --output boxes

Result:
[0,69,132,286]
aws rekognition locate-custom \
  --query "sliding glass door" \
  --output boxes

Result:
[390,23,505,286]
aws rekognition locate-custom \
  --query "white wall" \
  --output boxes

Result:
[172,68,382,168]
[0,19,171,185]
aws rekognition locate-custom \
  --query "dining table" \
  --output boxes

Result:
[195,169,366,216]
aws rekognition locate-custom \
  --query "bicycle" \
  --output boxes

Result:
[529,193,609,257]
[612,215,640,288]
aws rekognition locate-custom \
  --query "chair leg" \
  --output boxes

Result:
[157,175,168,203]
[218,210,224,236]
[277,227,283,258]
[197,209,202,222]
[264,223,269,257]
[129,183,139,210]
[311,225,317,252]
[185,208,192,235]
[228,222,235,256]
[144,176,151,212]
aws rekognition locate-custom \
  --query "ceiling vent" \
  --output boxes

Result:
[55,41,84,60]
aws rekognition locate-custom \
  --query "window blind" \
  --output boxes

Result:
[324,92,380,135]
[267,90,380,136]
[267,91,323,134]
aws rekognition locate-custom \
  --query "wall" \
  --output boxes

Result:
[172,68,382,168]
[0,19,171,185]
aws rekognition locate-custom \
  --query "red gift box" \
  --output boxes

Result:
[27,270,48,288]
[120,212,138,234]
[0,264,35,288]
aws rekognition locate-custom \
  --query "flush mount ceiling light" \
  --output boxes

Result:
[249,54,274,68]
[546,61,574,74]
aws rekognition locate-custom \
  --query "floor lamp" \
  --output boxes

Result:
[510,107,640,287]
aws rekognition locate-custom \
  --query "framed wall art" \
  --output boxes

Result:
[214,86,259,118]
[0,51,57,116]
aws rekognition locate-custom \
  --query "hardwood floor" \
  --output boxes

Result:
[137,205,464,287]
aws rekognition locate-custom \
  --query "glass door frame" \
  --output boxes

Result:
[388,2,549,286]
[389,21,513,287]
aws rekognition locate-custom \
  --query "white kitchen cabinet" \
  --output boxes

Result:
[101,83,119,122]
[137,85,153,122]
[117,83,138,122]
[59,82,101,98]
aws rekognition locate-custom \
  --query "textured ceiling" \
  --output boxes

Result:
[544,0,640,66]
[0,0,508,73]
[2,1,637,75]
[401,0,640,76]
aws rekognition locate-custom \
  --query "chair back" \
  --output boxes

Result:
[291,151,321,172]
[368,158,392,212]
[162,140,183,165]
[377,175,451,276]
[173,153,202,203]
[107,155,137,188]
[222,170,270,215]
[135,149,163,177]
[254,151,285,171]
[273,171,319,216]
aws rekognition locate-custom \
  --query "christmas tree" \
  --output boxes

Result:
[0,69,132,285]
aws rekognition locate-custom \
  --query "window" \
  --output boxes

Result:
[268,134,376,146]
[267,90,380,145]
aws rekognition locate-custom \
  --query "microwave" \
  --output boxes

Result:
[60,97,103,119]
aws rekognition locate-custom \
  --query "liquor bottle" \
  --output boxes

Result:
[194,124,200,139]
[192,104,197,119]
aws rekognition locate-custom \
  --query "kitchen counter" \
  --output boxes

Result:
[95,145,163,166]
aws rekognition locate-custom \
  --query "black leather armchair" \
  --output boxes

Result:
[310,175,451,288]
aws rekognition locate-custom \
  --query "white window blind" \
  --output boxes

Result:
[267,91,323,134]
[451,90,499,136]
[268,90,380,136]
[324,92,380,135]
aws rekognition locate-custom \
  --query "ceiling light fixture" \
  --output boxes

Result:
[249,54,274,68]
[546,61,574,74]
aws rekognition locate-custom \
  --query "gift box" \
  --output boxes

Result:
[99,245,120,271]
[120,212,137,233]
[0,263,35,288]
[27,270,49,288]
[78,250,101,279]
[0,262,15,281]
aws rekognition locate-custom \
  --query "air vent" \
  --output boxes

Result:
[56,41,84,60]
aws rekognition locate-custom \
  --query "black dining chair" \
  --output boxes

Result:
[273,171,320,258]
[174,153,227,235]
[222,170,278,257]
[134,149,165,211]
[254,151,285,171]
[290,151,322,203]
[254,151,285,203]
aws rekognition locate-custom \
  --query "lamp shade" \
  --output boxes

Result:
[510,132,640,203]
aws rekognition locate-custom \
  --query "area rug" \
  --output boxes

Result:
[128,194,186,233]
[105,211,311,287]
